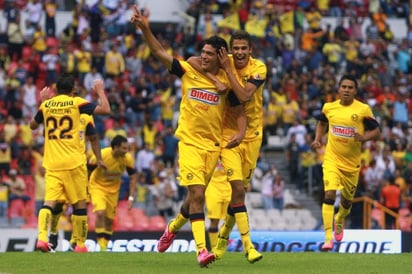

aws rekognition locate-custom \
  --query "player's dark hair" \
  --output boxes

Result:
[230,30,252,48]
[111,135,128,148]
[339,74,358,90]
[203,35,228,52]
[56,73,75,95]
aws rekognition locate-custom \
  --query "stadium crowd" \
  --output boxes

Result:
[0,0,411,231]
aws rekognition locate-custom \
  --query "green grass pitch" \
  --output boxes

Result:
[0,252,409,274]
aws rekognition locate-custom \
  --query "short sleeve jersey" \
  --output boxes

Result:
[223,55,266,142]
[34,94,96,170]
[89,147,135,193]
[170,59,230,151]
[320,99,379,172]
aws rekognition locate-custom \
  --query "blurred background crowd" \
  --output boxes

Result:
[0,0,411,231]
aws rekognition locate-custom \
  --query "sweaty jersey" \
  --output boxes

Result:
[170,59,233,151]
[34,94,96,170]
[88,147,136,193]
[223,55,266,142]
[319,99,379,172]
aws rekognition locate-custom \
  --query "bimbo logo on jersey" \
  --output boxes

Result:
[188,89,220,105]
[331,126,356,137]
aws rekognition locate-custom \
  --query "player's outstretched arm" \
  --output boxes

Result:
[92,79,111,115]
[131,5,173,70]
[312,121,328,149]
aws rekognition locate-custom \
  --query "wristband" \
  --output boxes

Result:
[128,195,134,202]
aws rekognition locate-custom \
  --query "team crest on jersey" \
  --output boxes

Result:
[331,126,356,137]
[186,173,193,180]
[253,73,263,80]
[351,114,358,121]
[226,169,233,177]
[188,88,220,105]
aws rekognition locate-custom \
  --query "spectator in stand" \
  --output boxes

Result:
[5,169,30,205]
[286,119,307,147]
[162,126,178,168]
[261,165,277,210]
[151,169,177,221]
[286,133,301,192]
[42,47,59,86]
[83,66,103,92]
[24,0,43,29]
[380,175,401,229]
[0,174,8,218]
[32,25,47,58]
[104,43,125,80]
[75,44,92,85]
[21,76,38,118]
[135,142,155,185]
[273,174,285,211]
[7,13,24,61]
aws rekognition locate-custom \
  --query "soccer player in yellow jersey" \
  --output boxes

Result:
[189,30,266,263]
[88,134,136,251]
[30,75,111,252]
[131,6,246,267]
[48,112,103,252]
[205,160,231,252]
[312,75,380,251]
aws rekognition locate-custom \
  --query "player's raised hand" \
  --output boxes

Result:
[40,86,53,102]
[218,47,230,71]
[130,5,150,29]
[92,79,104,94]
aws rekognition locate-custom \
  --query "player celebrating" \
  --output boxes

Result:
[311,74,380,251]
[131,6,245,267]
[88,134,137,251]
[30,75,111,252]
[189,30,266,263]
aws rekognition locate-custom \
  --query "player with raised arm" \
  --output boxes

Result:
[30,75,111,252]
[188,30,266,263]
[131,6,246,267]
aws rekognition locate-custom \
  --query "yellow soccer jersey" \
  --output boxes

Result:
[320,99,379,172]
[222,55,266,142]
[170,59,230,151]
[88,147,135,193]
[34,94,97,170]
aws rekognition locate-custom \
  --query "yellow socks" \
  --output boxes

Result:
[234,211,253,252]
[322,203,334,241]
[335,203,351,223]
[208,230,218,252]
[169,212,189,233]
[37,207,52,242]
[219,213,235,239]
[71,214,88,248]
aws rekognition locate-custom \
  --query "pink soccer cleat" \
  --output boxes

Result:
[334,221,344,242]
[36,240,51,253]
[197,249,215,268]
[321,239,334,251]
[157,224,176,252]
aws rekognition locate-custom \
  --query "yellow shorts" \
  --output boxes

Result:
[45,164,88,204]
[205,167,231,220]
[221,138,262,188]
[323,164,359,200]
[89,184,119,220]
[178,142,220,187]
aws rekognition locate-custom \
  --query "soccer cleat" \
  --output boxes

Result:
[334,220,344,242]
[49,233,58,252]
[245,248,263,264]
[157,223,176,253]
[36,240,51,253]
[74,245,88,253]
[197,249,215,268]
[213,236,228,259]
[321,239,334,251]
